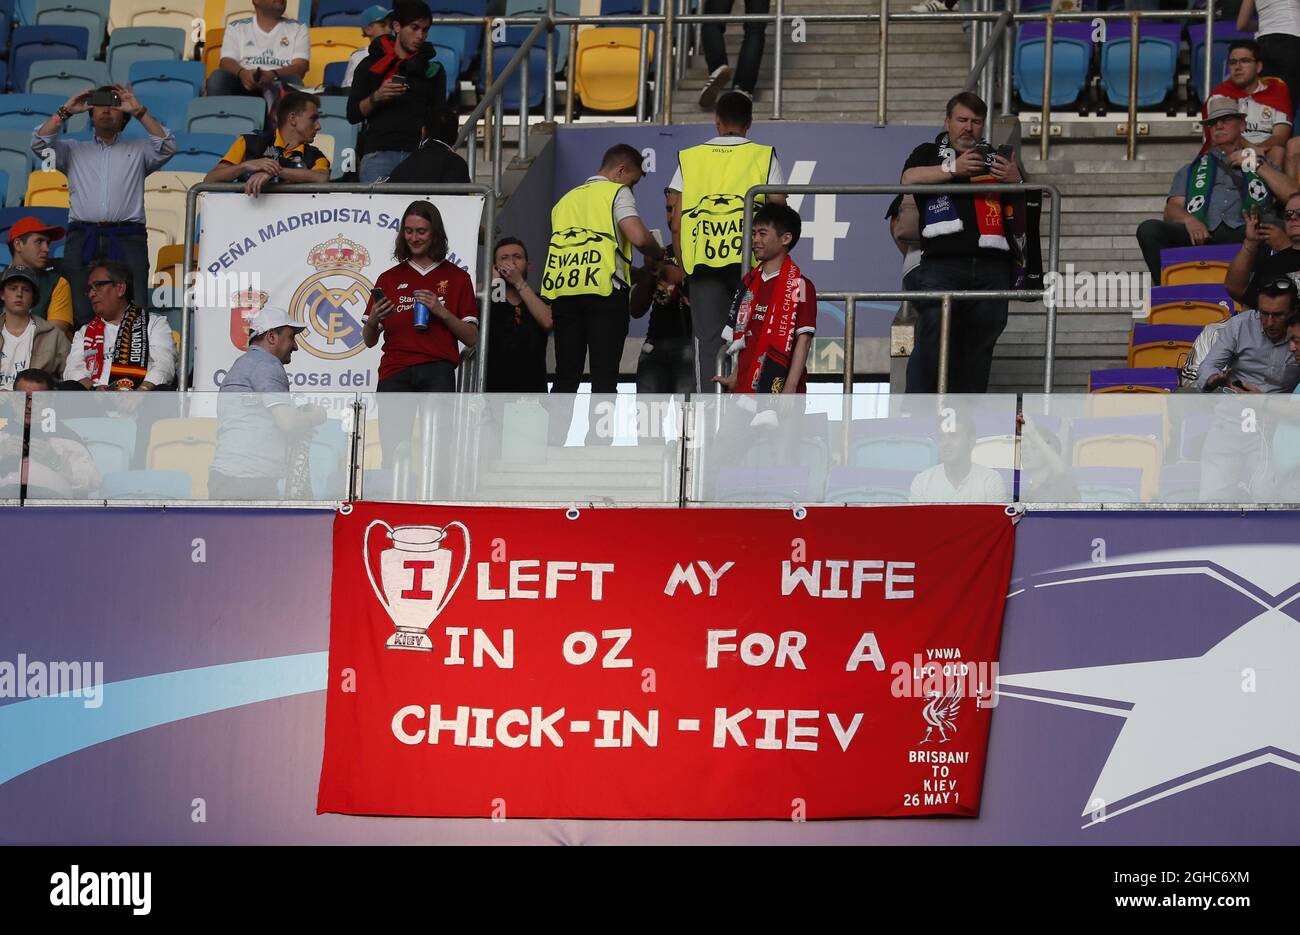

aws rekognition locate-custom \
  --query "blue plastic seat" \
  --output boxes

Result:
[1014,22,1092,109]
[0,94,64,132]
[99,469,192,499]
[506,0,578,73]
[824,466,915,503]
[33,0,109,56]
[63,417,137,476]
[0,131,37,207]
[167,132,237,172]
[1099,21,1182,109]
[185,96,265,135]
[429,24,467,71]
[849,418,939,471]
[63,109,152,139]
[24,58,111,97]
[486,25,547,110]
[15,0,38,24]
[1088,367,1179,392]
[1187,21,1253,102]
[106,26,188,85]
[431,42,461,97]
[429,0,487,71]
[318,95,349,118]
[11,25,91,95]
[313,0,366,25]
[322,59,349,86]
[128,59,205,96]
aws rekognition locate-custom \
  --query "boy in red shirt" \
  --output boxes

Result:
[1199,40,1292,167]
[716,203,816,393]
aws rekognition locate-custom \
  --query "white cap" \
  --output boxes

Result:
[249,305,306,338]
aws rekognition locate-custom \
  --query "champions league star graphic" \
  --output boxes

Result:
[997,543,1300,828]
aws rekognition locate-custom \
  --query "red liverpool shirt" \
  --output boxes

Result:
[367,259,479,381]
[734,267,818,393]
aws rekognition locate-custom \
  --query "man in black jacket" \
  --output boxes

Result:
[347,0,448,183]
[386,108,470,184]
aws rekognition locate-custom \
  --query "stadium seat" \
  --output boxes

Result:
[574,27,655,112]
[849,418,938,472]
[63,416,137,476]
[1071,414,1164,499]
[185,95,265,134]
[146,417,216,498]
[313,131,335,165]
[144,171,202,272]
[167,131,237,171]
[429,25,467,75]
[1128,323,1202,369]
[129,59,205,96]
[25,169,69,207]
[322,59,348,86]
[428,42,461,98]
[713,466,816,502]
[0,132,38,208]
[305,26,368,87]
[1089,366,1178,392]
[33,0,109,57]
[1158,244,1239,286]
[0,2,11,46]
[429,0,487,70]
[1013,22,1093,109]
[113,0,204,57]
[219,0,299,27]
[1178,412,1213,461]
[1099,22,1182,109]
[1188,22,1252,103]
[24,58,111,97]
[1146,283,1234,325]
[202,26,223,76]
[107,27,188,85]
[1072,466,1144,502]
[487,25,548,110]
[0,94,65,132]
[824,466,914,503]
[313,0,365,25]
[11,26,91,95]
[15,0,38,25]
[99,469,193,498]
[507,0,577,73]
[1157,461,1201,502]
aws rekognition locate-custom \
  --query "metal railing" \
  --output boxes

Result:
[737,183,1062,392]
[179,183,497,392]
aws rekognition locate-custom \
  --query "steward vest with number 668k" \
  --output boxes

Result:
[678,140,774,274]
[541,179,632,300]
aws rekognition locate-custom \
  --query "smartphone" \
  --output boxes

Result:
[390,76,409,88]
[370,287,385,299]
[89,90,120,108]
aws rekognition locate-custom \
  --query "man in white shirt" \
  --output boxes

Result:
[909,413,1007,503]
[207,0,310,123]
[341,6,394,88]
[63,260,176,391]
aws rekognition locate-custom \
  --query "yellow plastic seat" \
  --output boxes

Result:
[313,132,335,166]
[114,0,206,58]
[203,26,224,76]
[1127,337,1195,370]
[574,27,654,112]
[25,170,70,208]
[305,27,367,87]
[1160,259,1230,287]
[1073,434,1162,500]
[147,417,217,498]
[1147,298,1232,326]
[1087,392,1171,447]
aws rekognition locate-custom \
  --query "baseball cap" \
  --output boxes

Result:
[1,266,41,304]
[360,5,391,26]
[7,216,66,245]
[248,306,307,338]
[1205,95,1244,123]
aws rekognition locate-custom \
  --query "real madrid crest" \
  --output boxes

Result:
[288,234,374,361]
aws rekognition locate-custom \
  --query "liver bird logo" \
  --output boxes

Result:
[920,683,962,744]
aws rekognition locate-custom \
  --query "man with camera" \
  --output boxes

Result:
[1137,94,1297,279]
[899,92,1021,393]
[347,0,449,183]
[32,84,176,331]
[207,0,309,122]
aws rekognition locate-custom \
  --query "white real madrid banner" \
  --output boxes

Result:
[194,192,484,390]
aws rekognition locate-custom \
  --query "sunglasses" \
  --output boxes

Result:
[1283,209,1300,221]
[1263,279,1298,291]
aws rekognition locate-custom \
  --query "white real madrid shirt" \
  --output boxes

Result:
[221,17,310,71]
[0,318,36,390]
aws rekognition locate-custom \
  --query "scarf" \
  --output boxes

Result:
[366,35,441,84]
[724,254,804,393]
[84,303,149,389]
[920,133,1008,251]
[1186,150,1270,223]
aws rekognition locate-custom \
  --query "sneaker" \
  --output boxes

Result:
[698,65,733,109]
[911,0,950,11]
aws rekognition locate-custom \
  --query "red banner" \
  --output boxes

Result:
[318,503,1016,820]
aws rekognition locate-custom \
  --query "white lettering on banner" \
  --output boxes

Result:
[663,560,735,596]
[784,161,850,262]
[780,560,916,599]
[477,561,614,600]
[194,193,484,390]
[706,630,807,669]
[711,708,867,750]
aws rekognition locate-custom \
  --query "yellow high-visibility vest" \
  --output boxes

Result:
[541,179,632,299]
[677,141,773,274]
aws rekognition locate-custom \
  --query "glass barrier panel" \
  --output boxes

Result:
[1022,391,1300,506]
[25,391,360,503]
[356,393,685,504]
[686,393,1020,505]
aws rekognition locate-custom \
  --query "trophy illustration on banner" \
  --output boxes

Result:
[364,520,470,651]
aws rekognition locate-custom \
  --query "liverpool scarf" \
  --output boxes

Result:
[921,133,1009,251]
[1186,151,1270,223]
[84,303,149,389]
[724,254,804,393]
[366,35,442,84]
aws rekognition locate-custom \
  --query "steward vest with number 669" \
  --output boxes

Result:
[678,141,774,274]
[542,179,631,300]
